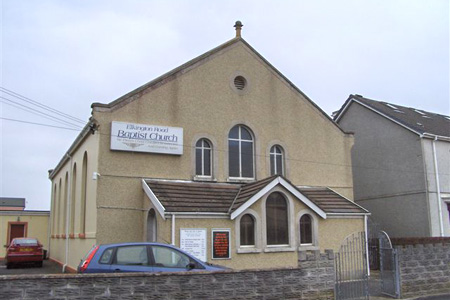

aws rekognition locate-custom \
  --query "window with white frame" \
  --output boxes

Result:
[266,192,289,245]
[228,125,254,179]
[195,138,212,177]
[270,145,284,176]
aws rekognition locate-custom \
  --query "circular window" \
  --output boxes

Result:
[234,76,247,91]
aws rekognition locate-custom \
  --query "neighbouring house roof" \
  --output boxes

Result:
[335,94,450,139]
[0,197,25,209]
[143,176,368,219]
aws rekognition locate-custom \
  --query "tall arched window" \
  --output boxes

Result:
[147,209,157,242]
[52,184,58,235]
[266,192,288,245]
[195,139,212,177]
[300,214,313,244]
[57,179,62,235]
[228,125,254,178]
[70,164,77,236]
[62,172,69,235]
[270,145,284,176]
[240,214,255,246]
[80,152,88,235]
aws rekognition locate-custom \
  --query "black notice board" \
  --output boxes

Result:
[212,230,230,259]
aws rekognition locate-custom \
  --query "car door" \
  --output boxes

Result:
[109,245,153,273]
[150,245,194,272]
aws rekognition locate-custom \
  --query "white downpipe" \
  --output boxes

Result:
[171,214,176,245]
[364,215,370,277]
[432,137,444,236]
[62,154,72,273]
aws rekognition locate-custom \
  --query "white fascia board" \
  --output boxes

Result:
[142,179,166,220]
[278,177,327,219]
[230,177,280,220]
[336,99,423,137]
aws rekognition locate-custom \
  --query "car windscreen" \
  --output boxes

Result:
[14,238,38,245]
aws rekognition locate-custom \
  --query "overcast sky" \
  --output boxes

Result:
[1,0,449,210]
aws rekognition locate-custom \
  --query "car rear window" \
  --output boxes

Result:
[14,238,38,245]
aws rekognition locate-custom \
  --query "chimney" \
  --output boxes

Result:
[234,21,243,38]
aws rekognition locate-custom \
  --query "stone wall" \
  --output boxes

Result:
[0,250,335,300]
[394,240,450,297]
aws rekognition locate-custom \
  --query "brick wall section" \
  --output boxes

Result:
[395,242,450,297]
[0,250,335,300]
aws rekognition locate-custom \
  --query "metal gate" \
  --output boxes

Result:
[335,232,369,300]
[379,231,400,298]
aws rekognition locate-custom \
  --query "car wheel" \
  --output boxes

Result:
[6,263,12,269]
[37,261,43,268]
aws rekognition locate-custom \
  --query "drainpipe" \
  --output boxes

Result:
[62,153,72,272]
[364,214,370,277]
[432,137,444,236]
[171,214,176,245]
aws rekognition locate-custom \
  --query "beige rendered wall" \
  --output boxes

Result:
[49,131,99,267]
[92,41,353,196]
[145,186,364,270]
[0,214,49,258]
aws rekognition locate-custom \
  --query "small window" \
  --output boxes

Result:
[270,145,284,176]
[300,214,313,245]
[195,139,212,177]
[115,246,148,265]
[266,192,289,245]
[151,246,191,268]
[240,214,255,246]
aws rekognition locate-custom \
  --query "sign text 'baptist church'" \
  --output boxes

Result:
[110,121,183,155]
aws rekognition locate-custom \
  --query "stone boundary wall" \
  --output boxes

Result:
[395,241,450,297]
[0,250,335,300]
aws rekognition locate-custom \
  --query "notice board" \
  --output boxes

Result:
[212,229,230,259]
[180,229,207,262]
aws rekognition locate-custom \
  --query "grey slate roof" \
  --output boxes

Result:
[0,197,25,208]
[337,95,450,138]
[144,176,367,216]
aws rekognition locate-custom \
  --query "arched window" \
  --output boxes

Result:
[300,214,313,245]
[266,192,288,245]
[80,152,88,235]
[63,172,69,235]
[147,209,157,242]
[52,184,58,235]
[228,125,254,178]
[195,139,212,177]
[240,214,255,246]
[270,145,284,176]
[70,164,77,236]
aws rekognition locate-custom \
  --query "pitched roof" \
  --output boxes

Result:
[91,35,345,133]
[335,95,450,138]
[143,176,368,217]
[297,187,368,214]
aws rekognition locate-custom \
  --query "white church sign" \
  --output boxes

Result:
[110,121,183,155]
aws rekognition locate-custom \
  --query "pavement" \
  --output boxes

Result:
[0,258,63,275]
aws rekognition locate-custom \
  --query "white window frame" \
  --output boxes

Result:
[270,145,284,176]
[195,138,213,178]
[228,125,255,181]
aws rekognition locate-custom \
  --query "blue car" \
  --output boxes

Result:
[78,242,228,273]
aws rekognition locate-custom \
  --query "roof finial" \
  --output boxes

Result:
[234,21,243,38]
